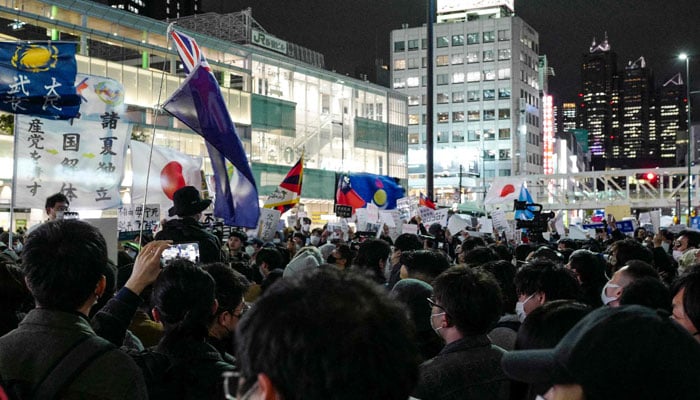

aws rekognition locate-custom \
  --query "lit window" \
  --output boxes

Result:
[452,72,465,83]
[394,59,406,70]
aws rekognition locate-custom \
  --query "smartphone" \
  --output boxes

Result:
[161,242,200,266]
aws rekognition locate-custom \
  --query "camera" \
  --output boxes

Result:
[513,200,555,234]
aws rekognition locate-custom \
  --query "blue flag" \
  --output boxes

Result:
[335,172,404,210]
[515,185,536,220]
[0,42,80,119]
[163,63,259,227]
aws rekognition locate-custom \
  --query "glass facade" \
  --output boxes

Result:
[0,0,408,214]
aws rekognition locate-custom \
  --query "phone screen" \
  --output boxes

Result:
[161,242,200,266]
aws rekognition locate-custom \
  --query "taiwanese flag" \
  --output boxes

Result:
[419,192,437,210]
[263,155,304,214]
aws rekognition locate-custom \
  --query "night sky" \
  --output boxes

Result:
[205,0,700,105]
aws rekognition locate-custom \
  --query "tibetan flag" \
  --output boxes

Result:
[419,192,436,210]
[163,62,259,228]
[0,41,80,119]
[263,155,303,214]
[484,177,525,205]
[335,172,404,211]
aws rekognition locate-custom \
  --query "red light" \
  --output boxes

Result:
[578,93,583,97]
[646,173,655,180]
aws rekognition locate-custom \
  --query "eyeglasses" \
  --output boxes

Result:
[233,302,250,319]
[427,297,448,315]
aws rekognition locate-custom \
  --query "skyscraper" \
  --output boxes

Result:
[578,35,618,170]
[391,1,542,201]
[619,56,654,168]
[657,73,688,166]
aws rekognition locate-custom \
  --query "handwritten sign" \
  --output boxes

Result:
[118,203,160,233]
[419,207,449,227]
[257,208,281,241]
[490,210,509,233]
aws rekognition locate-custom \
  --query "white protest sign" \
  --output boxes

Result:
[568,225,592,240]
[355,208,369,231]
[478,217,493,234]
[366,203,379,223]
[396,197,413,221]
[380,211,396,227]
[554,211,566,235]
[257,208,281,241]
[639,212,651,225]
[491,210,510,232]
[447,214,470,235]
[118,203,160,233]
[419,207,449,227]
[401,223,419,235]
[650,210,661,231]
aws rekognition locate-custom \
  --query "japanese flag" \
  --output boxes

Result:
[129,140,202,214]
[484,177,525,205]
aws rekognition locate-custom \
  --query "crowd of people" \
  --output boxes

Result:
[1,186,700,399]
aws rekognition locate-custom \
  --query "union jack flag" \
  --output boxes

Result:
[169,29,211,75]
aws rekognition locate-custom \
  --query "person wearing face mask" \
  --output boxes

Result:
[514,259,580,323]
[649,230,679,284]
[25,192,70,235]
[202,263,250,364]
[600,260,660,307]
[414,266,509,400]
[309,228,323,247]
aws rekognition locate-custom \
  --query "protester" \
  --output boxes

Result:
[226,230,250,264]
[399,249,451,285]
[352,238,392,285]
[670,269,700,340]
[390,278,443,361]
[387,233,423,289]
[478,260,519,350]
[618,276,671,312]
[155,186,223,263]
[0,261,32,336]
[25,192,70,235]
[566,249,607,308]
[0,220,165,399]
[235,268,420,399]
[514,259,580,322]
[502,305,700,400]
[510,300,591,400]
[413,266,509,400]
[601,260,659,307]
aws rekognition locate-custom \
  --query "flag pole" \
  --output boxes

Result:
[8,113,18,250]
[136,23,176,247]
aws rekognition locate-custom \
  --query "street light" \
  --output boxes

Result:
[680,53,692,226]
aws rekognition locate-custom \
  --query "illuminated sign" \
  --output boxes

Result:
[251,29,288,55]
[543,95,554,175]
[437,0,515,14]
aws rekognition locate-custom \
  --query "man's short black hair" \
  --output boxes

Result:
[400,250,450,282]
[461,236,486,252]
[557,238,579,250]
[235,268,420,399]
[201,263,249,315]
[256,247,285,270]
[477,260,518,314]
[22,220,107,311]
[433,266,502,335]
[352,239,391,283]
[619,277,671,312]
[44,192,69,210]
[609,239,653,270]
[568,249,607,285]
[678,230,700,248]
[393,233,423,252]
[463,246,498,267]
[515,259,580,301]
[622,260,660,281]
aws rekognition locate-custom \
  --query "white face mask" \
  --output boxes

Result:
[302,223,310,232]
[310,236,321,246]
[673,250,683,261]
[601,282,622,306]
[515,293,536,323]
[55,211,65,220]
[661,242,670,252]
[244,245,255,257]
[273,238,281,244]
[430,312,446,337]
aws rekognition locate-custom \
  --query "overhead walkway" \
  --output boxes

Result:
[518,167,697,211]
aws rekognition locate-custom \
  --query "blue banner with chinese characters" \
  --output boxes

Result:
[13,74,130,210]
[0,41,80,119]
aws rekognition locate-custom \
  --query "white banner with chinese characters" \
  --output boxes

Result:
[13,75,130,209]
[117,203,160,234]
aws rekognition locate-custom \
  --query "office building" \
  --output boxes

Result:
[391,0,542,204]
